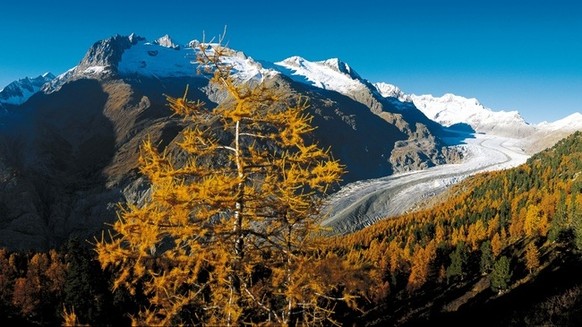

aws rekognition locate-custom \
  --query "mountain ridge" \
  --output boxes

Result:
[0,33,580,250]
[3,34,580,141]
[0,33,461,250]
[0,72,55,110]
[374,82,582,140]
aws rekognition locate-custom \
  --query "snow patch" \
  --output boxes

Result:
[118,39,273,82]
[83,66,108,75]
[274,56,367,94]
[1,88,36,105]
[374,82,410,102]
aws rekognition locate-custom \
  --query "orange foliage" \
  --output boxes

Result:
[96,39,361,326]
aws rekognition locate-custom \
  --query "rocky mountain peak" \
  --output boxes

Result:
[42,34,147,93]
[320,58,361,81]
[0,73,55,106]
[76,34,142,74]
[155,34,180,49]
[374,82,410,102]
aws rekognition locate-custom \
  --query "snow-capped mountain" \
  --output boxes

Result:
[374,82,536,137]
[44,34,274,93]
[0,34,459,249]
[271,55,458,172]
[374,82,410,103]
[537,113,582,132]
[274,56,366,94]
[154,34,180,49]
[0,73,55,107]
[374,82,582,145]
[408,93,527,128]
[23,34,455,176]
[1,32,580,250]
[272,56,421,112]
[409,93,534,137]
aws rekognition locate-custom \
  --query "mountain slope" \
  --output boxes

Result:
[272,56,460,172]
[410,93,533,137]
[0,34,460,250]
[274,56,368,95]
[523,113,582,153]
[3,33,577,251]
[327,131,582,325]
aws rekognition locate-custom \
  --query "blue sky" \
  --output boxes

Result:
[1,0,581,123]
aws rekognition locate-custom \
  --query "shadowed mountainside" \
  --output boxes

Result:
[0,71,462,250]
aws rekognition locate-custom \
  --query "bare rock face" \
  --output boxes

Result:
[43,34,145,93]
[390,124,447,172]
[78,35,136,71]
[155,34,180,49]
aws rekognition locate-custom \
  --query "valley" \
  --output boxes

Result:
[323,131,530,233]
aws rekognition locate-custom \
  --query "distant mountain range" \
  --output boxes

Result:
[3,34,580,144]
[0,33,580,250]
[0,72,55,109]
[374,82,582,151]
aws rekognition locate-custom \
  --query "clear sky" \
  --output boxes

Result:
[1,0,581,123]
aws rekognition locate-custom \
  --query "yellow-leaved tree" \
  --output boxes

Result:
[96,38,362,325]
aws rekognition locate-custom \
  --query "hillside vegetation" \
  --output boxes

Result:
[1,133,582,325]
[328,130,582,325]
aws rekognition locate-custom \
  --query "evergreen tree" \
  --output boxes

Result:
[96,39,357,326]
[571,193,582,250]
[479,240,493,275]
[0,249,15,311]
[446,242,466,283]
[548,191,567,242]
[491,256,512,292]
[63,239,119,325]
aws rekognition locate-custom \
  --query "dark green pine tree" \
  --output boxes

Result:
[479,240,494,275]
[491,256,512,293]
[548,191,567,242]
[446,242,467,283]
[62,239,121,325]
[570,190,582,250]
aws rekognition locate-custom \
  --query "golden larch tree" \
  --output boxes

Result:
[491,232,503,258]
[524,242,540,273]
[96,40,356,326]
